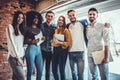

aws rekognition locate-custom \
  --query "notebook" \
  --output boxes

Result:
[54,34,64,41]
[92,50,113,64]
[35,32,44,46]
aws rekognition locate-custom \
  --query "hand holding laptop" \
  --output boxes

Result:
[92,50,113,64]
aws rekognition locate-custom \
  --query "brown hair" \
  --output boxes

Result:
[67,10,75,15]
[88,8,98,13]
[45,10,54,16]
[12,11,25,36]
[57,16,66,34]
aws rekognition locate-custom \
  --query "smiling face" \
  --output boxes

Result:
[58,16,64,27]
[88,10,98,23]
[68,10,76,23]
[45,13,54,24]
[17,13,24,25]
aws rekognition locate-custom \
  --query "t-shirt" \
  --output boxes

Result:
[68,21,86,52]
[24,27,41,45]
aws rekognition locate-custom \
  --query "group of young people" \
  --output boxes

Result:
[7,7,110,80]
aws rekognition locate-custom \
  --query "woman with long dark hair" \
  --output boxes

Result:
[7,11,25,80]
[52,16,72,80]
[24,11,43,80]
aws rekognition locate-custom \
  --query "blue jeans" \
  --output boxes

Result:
[25,45,43,80]
[69,51,85,80]
[52,46,68,80]
[88,57,109,80]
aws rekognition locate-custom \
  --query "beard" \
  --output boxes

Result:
[70,18,76,23]
[89,17,95,23]
[89,19,94,22]
[71,20,76,23]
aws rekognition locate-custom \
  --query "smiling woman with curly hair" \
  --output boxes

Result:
[24,11,43,80]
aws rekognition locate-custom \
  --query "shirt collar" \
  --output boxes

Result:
[89,21,97,27]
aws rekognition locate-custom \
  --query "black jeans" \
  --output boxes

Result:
[42,50,52,80]
[52,46,68,80]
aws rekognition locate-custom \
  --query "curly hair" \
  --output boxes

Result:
[26,11,43,28]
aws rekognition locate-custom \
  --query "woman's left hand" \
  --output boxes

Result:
[17,57,24,66]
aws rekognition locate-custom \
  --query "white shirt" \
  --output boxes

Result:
[7,24,24,58]
[69,21,86,52]
[87,22,110,57]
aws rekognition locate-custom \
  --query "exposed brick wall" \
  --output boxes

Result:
[0,0,35,80]
[0,51,12,80]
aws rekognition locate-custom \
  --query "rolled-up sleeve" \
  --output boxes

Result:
[103,27,110,46]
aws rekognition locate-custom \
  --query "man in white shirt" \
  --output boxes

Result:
[67,10,86,80]
[87,8,109,80]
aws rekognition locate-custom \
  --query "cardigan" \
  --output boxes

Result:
[52,28,72,49]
